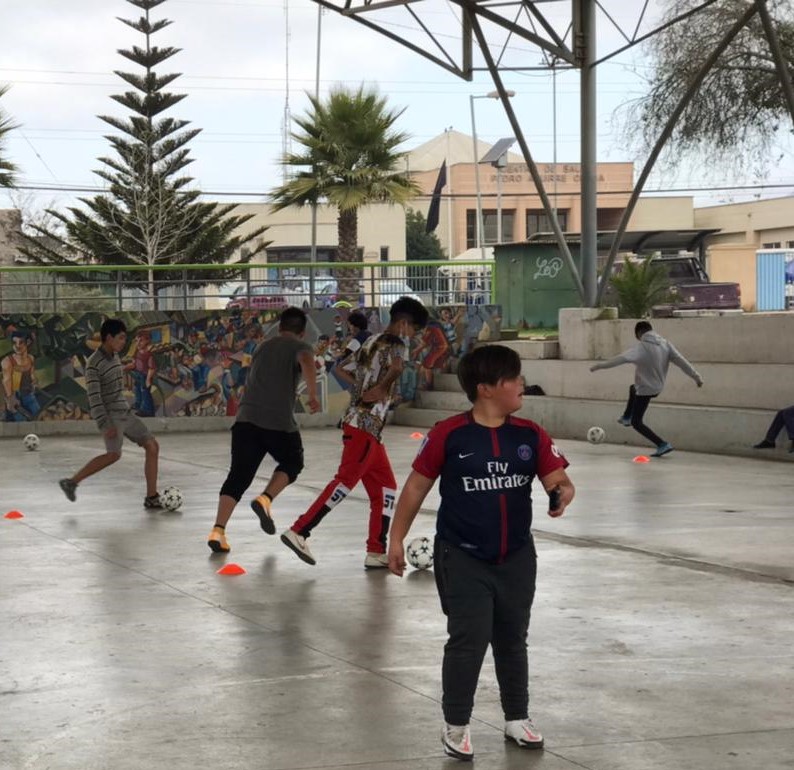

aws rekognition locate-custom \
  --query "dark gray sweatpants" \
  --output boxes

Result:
[434,539,537,725]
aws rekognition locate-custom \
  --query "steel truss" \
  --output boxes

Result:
[310,0,794,306]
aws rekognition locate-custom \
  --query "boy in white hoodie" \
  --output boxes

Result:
[590,321,703,457]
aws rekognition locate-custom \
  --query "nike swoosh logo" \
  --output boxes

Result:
[458,452,474,458]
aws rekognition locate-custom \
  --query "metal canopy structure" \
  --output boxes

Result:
[526,229,721,254]
[309,0,794,307]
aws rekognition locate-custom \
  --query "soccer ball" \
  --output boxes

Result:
[161,486,183,511]
[586,426,606,444]
[23,433,40,451]
[406,536,434,570]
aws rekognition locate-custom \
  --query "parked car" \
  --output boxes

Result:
[607,254,741,315]
[373,280,423,307]
[313,280,366,309]
[282,275,337,309]
[225,283,290,311]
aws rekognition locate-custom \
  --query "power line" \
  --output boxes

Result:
[11,182,794,198]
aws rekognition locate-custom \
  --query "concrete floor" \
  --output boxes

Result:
[1,426,793,770]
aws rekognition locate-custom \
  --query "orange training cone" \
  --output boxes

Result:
[632,455,651,464]
[410,432,424,440]
[4,510,24,519]
[216,563,246,576]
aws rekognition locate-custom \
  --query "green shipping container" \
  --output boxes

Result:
[494,241,582,328]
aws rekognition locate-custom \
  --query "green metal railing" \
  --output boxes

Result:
[0,260,496,313]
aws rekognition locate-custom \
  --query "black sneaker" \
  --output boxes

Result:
[752,440,775,449]
[144,494,163,509]
[59,478,77,502]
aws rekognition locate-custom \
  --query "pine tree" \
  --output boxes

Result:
[21,0,268,304]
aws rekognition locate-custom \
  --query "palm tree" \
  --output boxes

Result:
[269,85,419,297]
[0,85,19,188]
[609,256,672,318]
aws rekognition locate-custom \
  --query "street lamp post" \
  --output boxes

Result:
[469,90,515,259]
[309,5,322,307]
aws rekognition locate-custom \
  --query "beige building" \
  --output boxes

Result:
[695,196,794,310]
[407,130,636,257]
[229,202,406,266]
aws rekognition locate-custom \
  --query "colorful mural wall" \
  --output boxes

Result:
[0,305,502,424]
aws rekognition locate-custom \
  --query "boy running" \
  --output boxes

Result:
[59,319,162,508]
[281,297,428,568]
[208,307,319,553]
[388,344,574,761]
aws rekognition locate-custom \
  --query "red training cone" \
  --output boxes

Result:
[216,563,246,576]
[632,455,651,464]
[4,510,24,519]
[410,432,424,440]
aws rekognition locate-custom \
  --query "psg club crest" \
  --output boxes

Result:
[517,444,532,461]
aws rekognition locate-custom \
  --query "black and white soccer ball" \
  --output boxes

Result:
[23,433,40,451]
[586,426,606,444]
[406,536,434,570]
[161,486,183,511]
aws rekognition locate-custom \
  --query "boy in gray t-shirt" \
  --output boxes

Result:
[208,307,320,553]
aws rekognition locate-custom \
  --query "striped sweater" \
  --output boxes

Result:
[85,348,131,430]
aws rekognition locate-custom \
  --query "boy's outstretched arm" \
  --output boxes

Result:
[540,468,575,518]
[298,350,321,413]
[388,470,436,576]
[589,352,633,372]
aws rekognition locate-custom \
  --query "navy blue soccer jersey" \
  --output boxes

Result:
[413,411,569,562]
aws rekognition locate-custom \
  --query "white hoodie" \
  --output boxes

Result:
[592,331,702,396]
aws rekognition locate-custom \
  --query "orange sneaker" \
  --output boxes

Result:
[207,526,230,553]
[250,495,275,535]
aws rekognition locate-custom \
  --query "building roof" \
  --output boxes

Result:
[405,129,524,173]
[513,229,721,252]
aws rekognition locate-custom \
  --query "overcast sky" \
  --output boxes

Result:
[1,0,793,215]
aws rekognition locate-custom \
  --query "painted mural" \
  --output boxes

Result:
[0,305,502,424]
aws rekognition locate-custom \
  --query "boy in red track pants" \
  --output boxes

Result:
[281,297,429,568]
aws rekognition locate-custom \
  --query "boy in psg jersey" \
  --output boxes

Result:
[281,296,429,568]
[388,344,574,761]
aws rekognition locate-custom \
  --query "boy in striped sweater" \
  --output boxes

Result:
[59,319,162,508]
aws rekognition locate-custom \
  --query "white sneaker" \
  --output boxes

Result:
[364,552,389,569]
[441,722,473,761]
[504,717,544,749]
[280,529,316,565]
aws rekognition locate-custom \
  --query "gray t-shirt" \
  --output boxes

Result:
[236,334,313,432]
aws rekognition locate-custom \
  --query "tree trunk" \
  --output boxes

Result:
[335,207,362,300]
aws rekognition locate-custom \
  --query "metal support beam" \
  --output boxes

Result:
[467,4,585,302]
[596,3,758,304]
[577,0,598,306]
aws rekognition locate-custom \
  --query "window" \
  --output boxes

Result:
[526,209,568,237]
[762,242,782,249]
[596,208,624,230]
[380,246,389,278]
[466,209,515,248]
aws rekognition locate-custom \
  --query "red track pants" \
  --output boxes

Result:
[290,424,397,553]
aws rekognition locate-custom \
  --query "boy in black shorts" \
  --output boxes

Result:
[207,307,319,553]
[388,344,575,761]
[58,318,162,507]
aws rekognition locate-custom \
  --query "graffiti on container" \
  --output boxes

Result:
[533,257,564,281]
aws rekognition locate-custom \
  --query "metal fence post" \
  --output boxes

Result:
[52,273,57,313]
[117,270,123,312]
[182,269,188,310]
